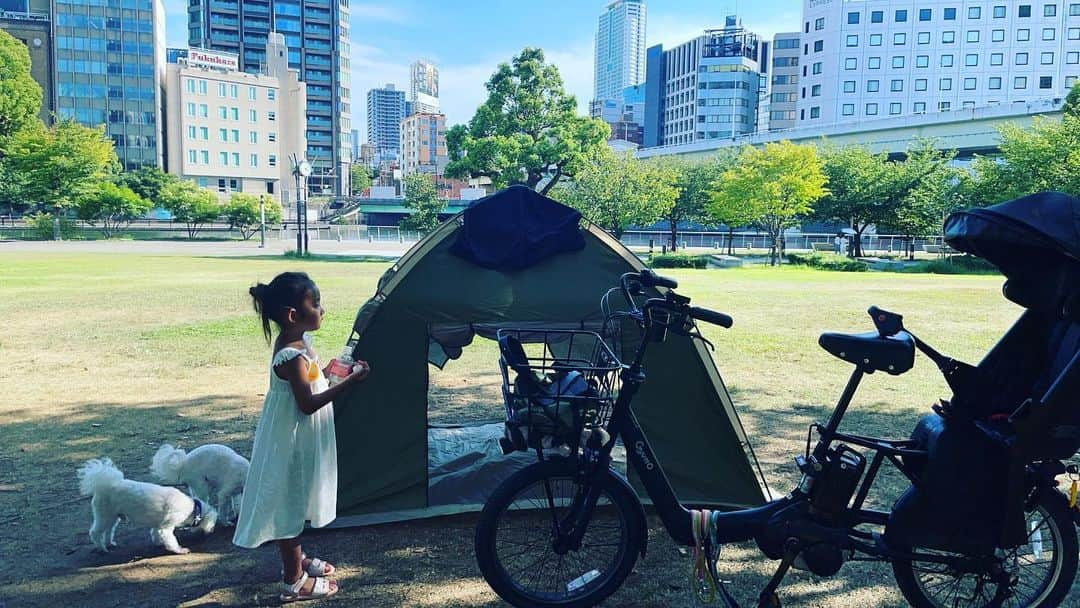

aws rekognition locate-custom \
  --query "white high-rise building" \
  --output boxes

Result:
[798,0,1080,126]
[410,59,440,114]
[594,0,648,102]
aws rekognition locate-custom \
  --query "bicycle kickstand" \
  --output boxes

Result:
[756,538,801,608]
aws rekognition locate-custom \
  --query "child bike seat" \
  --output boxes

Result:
[818,331,915,375]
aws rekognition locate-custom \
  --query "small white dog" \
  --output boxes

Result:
[78,458,217,554]
[151,443,249,525]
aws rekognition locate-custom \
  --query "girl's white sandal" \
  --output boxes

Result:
[280,572,338,603]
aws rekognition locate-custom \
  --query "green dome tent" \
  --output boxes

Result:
[332,186,765,526]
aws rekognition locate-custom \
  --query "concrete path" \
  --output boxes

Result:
[0,238,413,257]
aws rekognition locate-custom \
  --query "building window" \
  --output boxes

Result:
[810,106,821,118]
[1040,76,1053,89]
[1018,29,1031,41]
[967,30,980,43]
[914,102,926,112]
[230,85,238,99]
[843,80,857,93]
[991,53,1004,65]
[895,9,908,22]
[941,54,955,67]
[942,31,956,43]
[962,101,976,109]
[866,102,879,115]
[1016,52,1029,65]
[811,84,822,96]
[964,77,977,90]
[1068,51,1080,64]
[944,7,957,20]
[845,58,858,70]
[200,150,209,164]
[992,29,1006,42]
[268,111,276,122]
[919,8,932,21]
[249,109,257,123]
[890,102,902,115]
[893,56,905,68]
[217,178,226,193]
[917,55,930,68]
[815,17,825,30]
[940,77,953,91]
[1019,5,1032,17]
[1041,52,1055,64]
[939,101,952,111]
[268,155,277,167]
[1072,3,1080,15]
[188,150,197,164]
[219,128,228,142]
[915,78,928,91]
[848,11,860,24]
[989,76,1002,89]
[218,83,227,97]
[230,108,239,121]
[1067,76,1078,88]
[200,127,208,140]
[268,133,277,142]
[968,6,981,18]
[870,34,883,46]
[1015,76,1028,89]
[871,10,884,23]
[268,89,276,100]
[187,126,196,139]
[842,104,855,116]
[231,129,239,143]
[199,104,208,118]
[814,40,824,52]
[894,32,907,45]
[220,152,229,166]
[186,79,196,94]
[249,87,257,101]
[232,153,240,166]
[869,57,881,69]
[198,80,207,95]
[218,106,227,119]
[1069,28,1080,40]
[891,79,904,91]
[918,31,931,44]
[250,131,257,144]
[1045,3,1057,16]
[847,35,859,47]
[813,62,823,74]
[186,102,196,117]
[994,5,1006,18]
[867,79,881,92]
[965,54,979,66]
[250,154,258,167]
[1043,28,1056,41]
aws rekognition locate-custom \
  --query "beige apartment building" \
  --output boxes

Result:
[399,112,447,177]
[165,34,305,204]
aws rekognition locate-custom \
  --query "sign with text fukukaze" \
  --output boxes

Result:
[187,48,239,72]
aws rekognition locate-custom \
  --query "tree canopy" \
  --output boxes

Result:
[225,193,281,240]
[349,164,372,196]
[75,182,152,238]
[1065,82,1080,118]
[115,166,178,206]
[0,30,43,144]
[158,180,223,239]
[445,48,609,194]
[554,149,678,238]
[972,115,1080,203]
[659,151,738,251]
[398,173,445,234]
[709,141,827,265]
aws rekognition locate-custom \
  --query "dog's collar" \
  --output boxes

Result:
[190,498,203,528]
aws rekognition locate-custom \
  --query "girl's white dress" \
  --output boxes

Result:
[233,346,338,548]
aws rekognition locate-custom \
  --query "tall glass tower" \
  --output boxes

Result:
[188,0,351,195]
[593,0,646,103]
[52,0,166,170]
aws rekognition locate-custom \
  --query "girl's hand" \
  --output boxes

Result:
[344,361,370,384]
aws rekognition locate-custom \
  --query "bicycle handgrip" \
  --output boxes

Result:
[640,269,678,290]
[868,306,904,337]
[689,307,733,329]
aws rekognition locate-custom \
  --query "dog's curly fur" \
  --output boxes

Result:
[78,458,217,554]
[151,443,249,525]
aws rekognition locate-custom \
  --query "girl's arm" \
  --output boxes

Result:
[277,356,368,415]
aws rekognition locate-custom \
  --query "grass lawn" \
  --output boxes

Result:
[1,252,1076,608]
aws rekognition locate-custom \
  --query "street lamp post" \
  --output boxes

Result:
[258,195,266,249]
[291,156,313,256]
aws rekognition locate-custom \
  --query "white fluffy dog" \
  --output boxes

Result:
[151,443,249,525]
[78,458,217,554]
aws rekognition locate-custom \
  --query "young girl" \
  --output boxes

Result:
[234,271,369,603]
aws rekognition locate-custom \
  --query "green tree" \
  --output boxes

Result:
[75,182,152,238]
[158,180,223,239]
[115,166,178,206]
[554,150,678,239]
[0,29,43,143]
[709,141,827,266]
[445,48,609,194]
[3,119,119,238]
[1065,82,1080,118]
[971,115,1080,203]
[398,174,445,234]
[225,193,282,240]
[349,164,372,196]
[705,148,759,255]
[660,151,738,251]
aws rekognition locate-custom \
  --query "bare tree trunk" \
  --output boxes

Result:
[726,228,735,255]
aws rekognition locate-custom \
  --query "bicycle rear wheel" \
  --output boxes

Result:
[475,458,644,608]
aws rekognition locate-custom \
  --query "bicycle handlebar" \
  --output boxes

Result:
[689,306,734,329]
[639,269,678,290]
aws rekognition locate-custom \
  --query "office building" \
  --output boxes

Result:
[52,0,165,170]
[367,83,406,159]
[400,112,446,177]
[590,84,646,146]
[350,128,360,161]
[165,38,306,207]
[798,0,1080,126]
[410,59,439,114]
[188,0,352,196]
[594,0,647,102]
[770,32,801,130]
[644,16,768,147]
[0,0,51,123]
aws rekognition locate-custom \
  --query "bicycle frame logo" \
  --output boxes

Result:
[634,441,655,471]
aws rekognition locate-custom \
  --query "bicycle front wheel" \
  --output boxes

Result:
[475,458,644,608]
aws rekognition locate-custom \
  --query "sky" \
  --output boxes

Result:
[163,1,802,140]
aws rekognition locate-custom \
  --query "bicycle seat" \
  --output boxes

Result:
[818,331,915,375]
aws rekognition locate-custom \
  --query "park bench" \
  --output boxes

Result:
[811,242,835,252]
